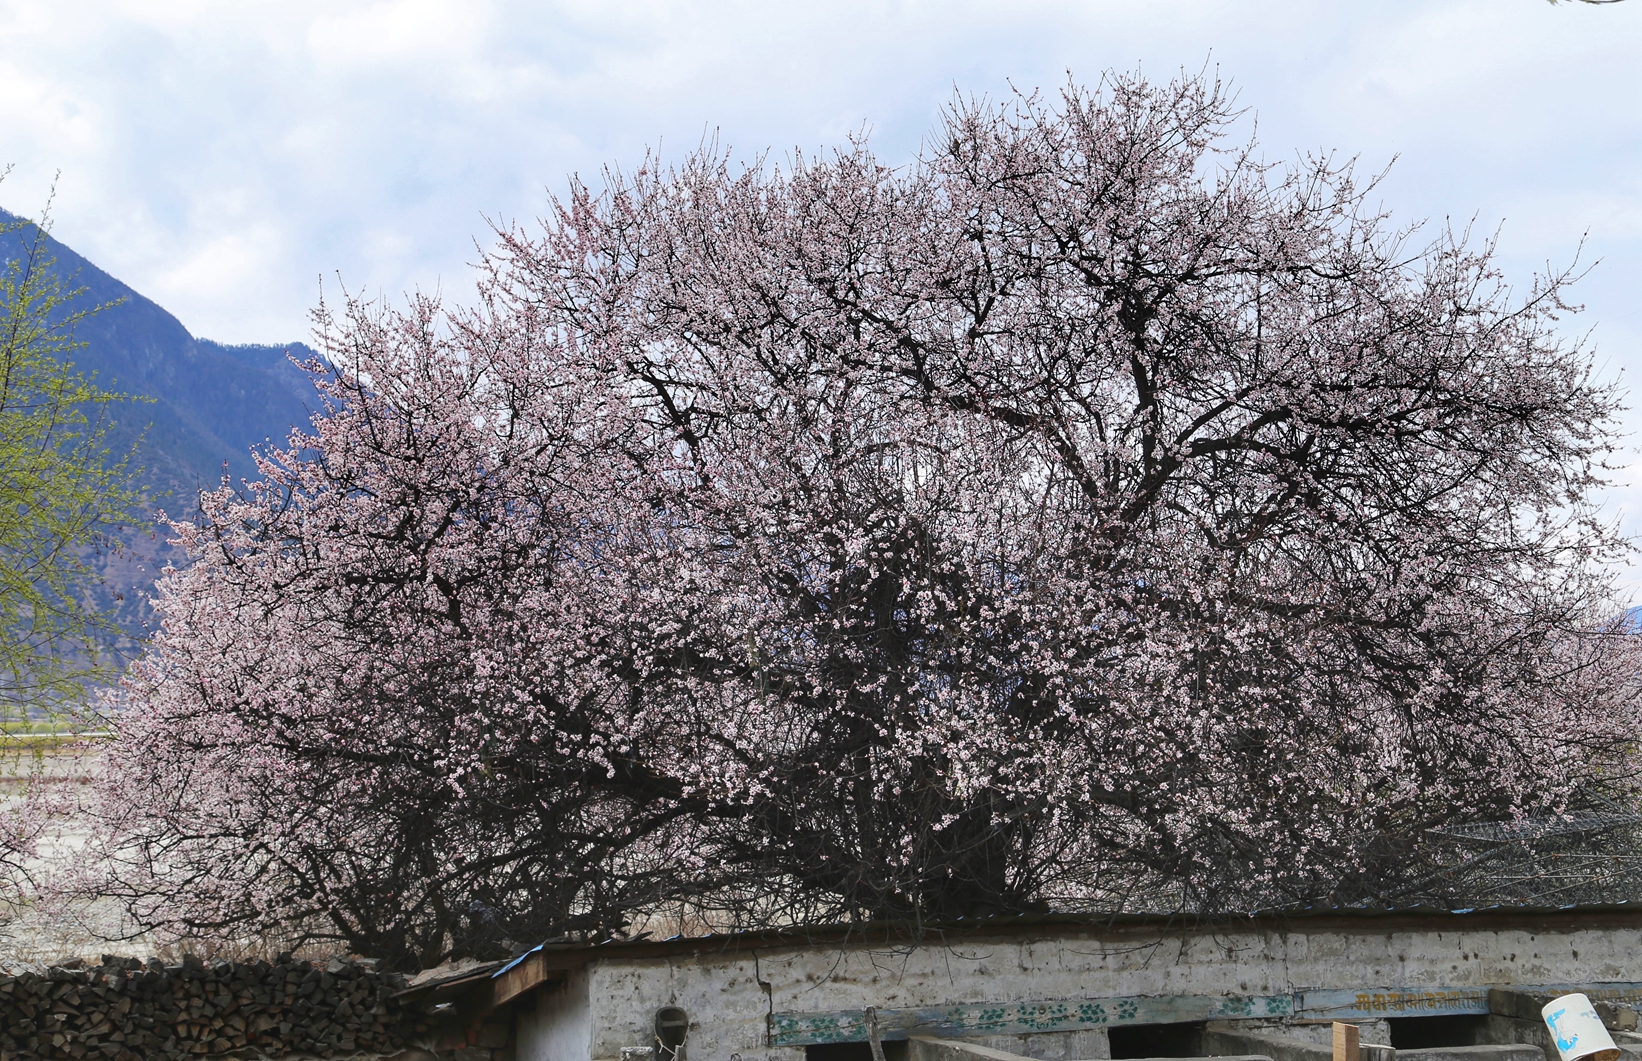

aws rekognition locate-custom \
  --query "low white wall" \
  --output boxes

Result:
[516,918,1642,1061]
[519,967,595,1061]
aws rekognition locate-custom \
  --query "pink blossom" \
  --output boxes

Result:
[71,70,1642,964]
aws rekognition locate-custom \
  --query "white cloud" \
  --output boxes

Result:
[0,1,1633,327]
[308,0,492,71]
[151,222,285,305]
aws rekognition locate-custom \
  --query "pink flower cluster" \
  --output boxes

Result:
[68,71,1642,965]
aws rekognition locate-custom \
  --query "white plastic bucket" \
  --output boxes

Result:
[1543,993,1621,1061]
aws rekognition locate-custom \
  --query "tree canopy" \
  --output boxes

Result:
[0,206,143,715]
[0,200,144,913]
[83,72,1642,968]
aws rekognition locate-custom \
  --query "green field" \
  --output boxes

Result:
[0,720,110,749]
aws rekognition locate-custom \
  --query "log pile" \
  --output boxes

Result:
[0,954,420,1061]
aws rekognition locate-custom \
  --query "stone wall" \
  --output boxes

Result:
[0,954,423,1061]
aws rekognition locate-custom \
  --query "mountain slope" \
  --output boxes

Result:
[1,209,322,495]
[0,209,325,655]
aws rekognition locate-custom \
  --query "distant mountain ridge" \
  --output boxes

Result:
[0,208,323,493]
[0,208,326,653]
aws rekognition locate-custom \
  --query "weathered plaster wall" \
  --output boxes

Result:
[518,968,595,1061]
[586,954,774,1060]
[963,1031,1111,1060]
[523,920,1642,1061]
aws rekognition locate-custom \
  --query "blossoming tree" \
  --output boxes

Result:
[83,71,1641,965]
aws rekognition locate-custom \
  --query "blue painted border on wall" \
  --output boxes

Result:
[771,983,1642,1046]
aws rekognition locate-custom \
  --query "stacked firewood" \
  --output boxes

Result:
[0,954,417,1061]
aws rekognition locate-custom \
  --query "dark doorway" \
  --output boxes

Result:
[806,1044,873,1061]
[806,1043,908,1061]
[1108,1021,1208,1058]
[1388,1015,1489,1049]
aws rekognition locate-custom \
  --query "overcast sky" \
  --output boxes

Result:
[3,0,1642,577]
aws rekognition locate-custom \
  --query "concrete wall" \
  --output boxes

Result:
[584,951,774,1060]
[519,968,596,1061]
[514,918,1642,1061]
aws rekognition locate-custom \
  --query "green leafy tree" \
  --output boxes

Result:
[0,196,144,720]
